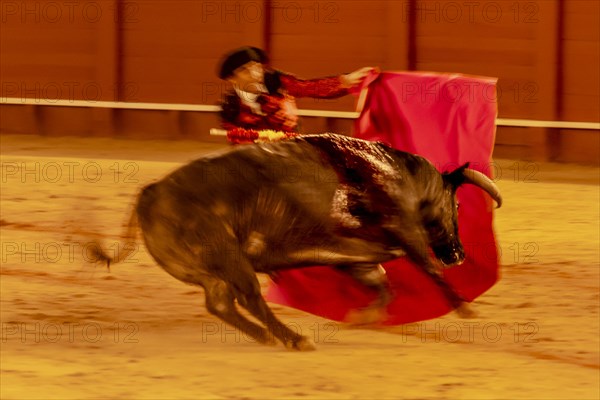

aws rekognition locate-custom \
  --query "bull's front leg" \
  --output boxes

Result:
[336,263,392,306]
[388,224,474,316]
[337,263,392,325]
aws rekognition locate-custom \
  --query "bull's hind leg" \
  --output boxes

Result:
[201,276,275,346]
[221,256,315,351]
[235,285,316,351]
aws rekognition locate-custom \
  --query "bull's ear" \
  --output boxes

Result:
[443,162,470,188]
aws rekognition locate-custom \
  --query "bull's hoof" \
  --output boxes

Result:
[260,335,278,346]
[345,306,387,326]
[455,302,478,319]
[285,336,316,351]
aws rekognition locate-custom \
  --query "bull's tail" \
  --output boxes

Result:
[91,201,139,269]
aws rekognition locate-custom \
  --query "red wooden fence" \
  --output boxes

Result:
[1,0,598,163]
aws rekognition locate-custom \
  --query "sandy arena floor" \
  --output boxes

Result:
[1,134,598,399]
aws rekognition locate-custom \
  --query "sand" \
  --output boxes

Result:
[1,134,598,400]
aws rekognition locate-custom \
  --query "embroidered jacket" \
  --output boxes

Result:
[220,70,349,132]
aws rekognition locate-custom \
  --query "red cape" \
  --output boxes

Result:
[266,71,500,325]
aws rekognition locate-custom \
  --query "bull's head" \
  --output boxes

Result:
[422,163,502,268]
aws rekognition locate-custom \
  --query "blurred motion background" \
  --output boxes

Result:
[1,0,599,164]
[1,4,599,397]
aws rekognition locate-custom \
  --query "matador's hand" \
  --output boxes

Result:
[340,67,376,88]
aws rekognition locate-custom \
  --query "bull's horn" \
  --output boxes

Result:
[462,169,503,208]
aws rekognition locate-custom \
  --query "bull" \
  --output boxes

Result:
[94,133,502,350]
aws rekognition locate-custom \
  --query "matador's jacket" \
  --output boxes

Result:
[219,70,349,132]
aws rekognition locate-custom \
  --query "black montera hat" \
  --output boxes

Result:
[218,46,268,79]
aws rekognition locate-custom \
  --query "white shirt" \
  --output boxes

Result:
[234,84,267,115]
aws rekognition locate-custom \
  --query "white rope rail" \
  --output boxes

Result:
[0,97,222,113]
[495,118,599,130]
[2,97,599,130]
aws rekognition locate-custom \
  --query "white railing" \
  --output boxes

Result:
[2,97,599,131]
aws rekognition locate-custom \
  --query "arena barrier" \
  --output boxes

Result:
[1,97,599,131]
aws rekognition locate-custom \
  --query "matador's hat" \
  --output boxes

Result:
[218,46,269,79]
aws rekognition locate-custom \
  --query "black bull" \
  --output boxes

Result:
[95,134,502,350]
